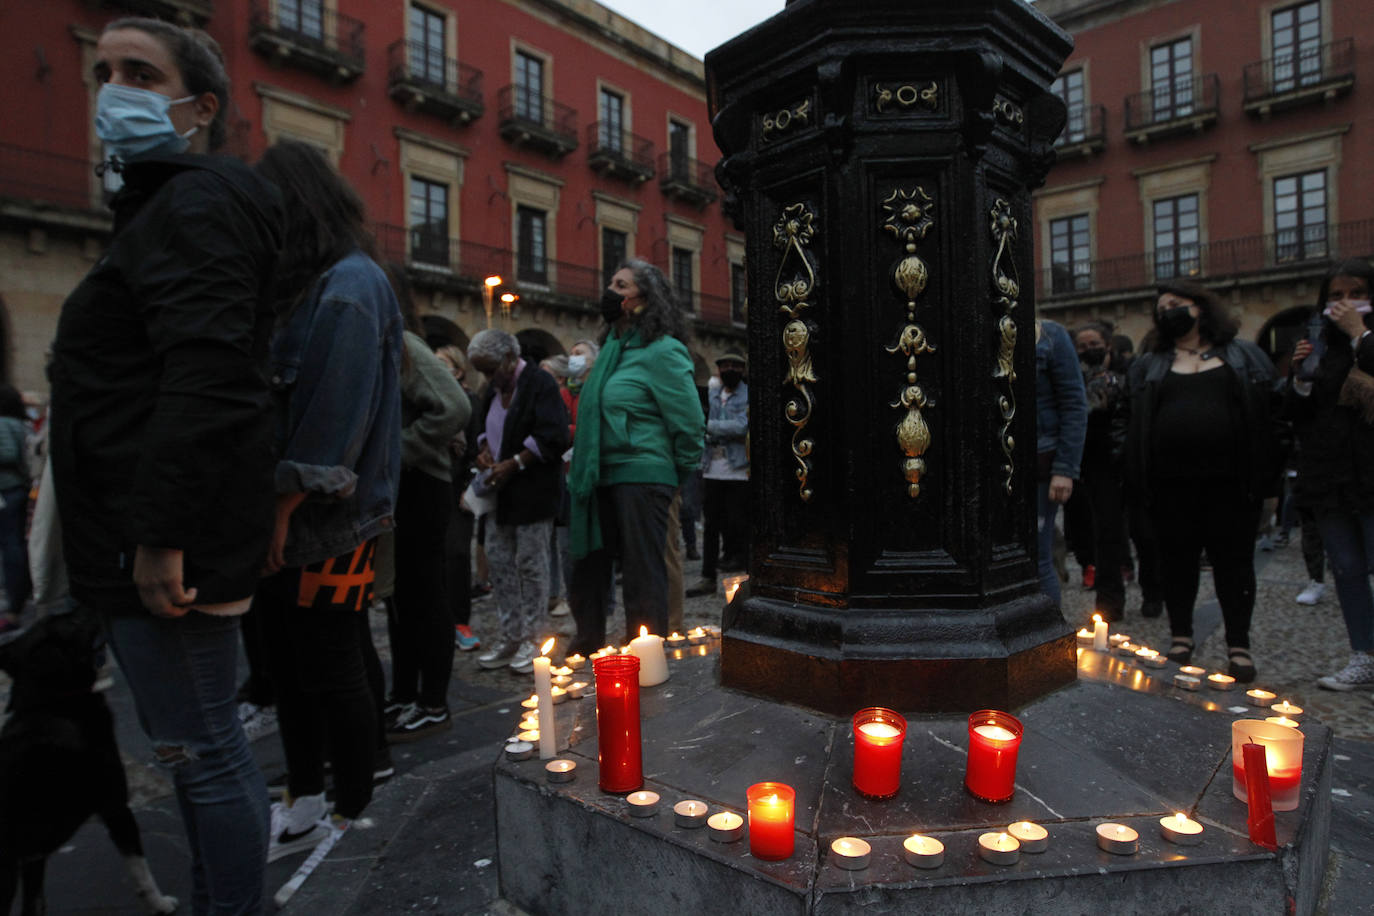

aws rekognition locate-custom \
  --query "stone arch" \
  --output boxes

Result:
[515,328,566,364]
[1256,304,1314,374]
[689,350,711,387]
[420,314,470,351]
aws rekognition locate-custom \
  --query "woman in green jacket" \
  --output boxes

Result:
[567,260,704,652]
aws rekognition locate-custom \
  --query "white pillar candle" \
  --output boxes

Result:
[545,759,577,783]
[1096,823,1139,855]
[830,837,872,870]
[627,627,669,686]
[708,811,744,843]
[673,799,710,828]
[626,790,660,817]
[1092,615,1109,652]
[533,638,557,760]
[1006,821,1048,853]
[903,834,944,869]
[1159,812,1204,845]
[977,831,1020,865]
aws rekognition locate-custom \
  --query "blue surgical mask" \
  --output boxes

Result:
[568,354,588,376]
[95,83,199,165]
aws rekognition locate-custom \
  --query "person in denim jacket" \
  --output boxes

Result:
[687,352,749,597]
[1035,319,1088,608]
[255,141,403,858]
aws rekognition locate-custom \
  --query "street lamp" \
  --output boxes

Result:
[500,292,519,325]
[483,275,502,327]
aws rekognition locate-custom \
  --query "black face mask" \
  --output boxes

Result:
[1078,348,1107,367]
[719,370,743,389]
[600,289,627,323]
[1157,304,1197,340]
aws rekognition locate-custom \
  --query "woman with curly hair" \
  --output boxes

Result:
[566,261,703,653]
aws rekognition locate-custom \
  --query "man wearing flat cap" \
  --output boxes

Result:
[687,352,749,597]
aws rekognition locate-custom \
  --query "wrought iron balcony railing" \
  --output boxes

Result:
[248,0,365,83]
[95,0,213,24]
[1055,103,1106,155]
[0,142,103,213]
[658,152,717,208]
[1243,38,1355,115]
[497,86,578,158]
[1123,74,1220,141]
[585,123,655,183]
[386,39,483,125]
[1036,218,1374,301]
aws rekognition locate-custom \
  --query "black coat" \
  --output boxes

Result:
[480,364,569,526]
[49,155,284,607]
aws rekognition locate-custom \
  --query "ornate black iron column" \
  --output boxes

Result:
[707,0,1076,714]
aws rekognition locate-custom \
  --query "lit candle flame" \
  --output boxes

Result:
[1093,613,1102,623]
[639,626,648,638]
[1175,812,1186,826]
[540,637,555,656]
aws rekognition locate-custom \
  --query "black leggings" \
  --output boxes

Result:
[388,468,454,708]
[1149,478,1262,649]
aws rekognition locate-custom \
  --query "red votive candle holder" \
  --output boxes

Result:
[746,782,796,860]
[964,710,1023,803]
[1231,719,1303,812]
[593,654,642,793]
[852,707,907,799]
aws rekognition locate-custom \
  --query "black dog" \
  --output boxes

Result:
[0,610,177,915]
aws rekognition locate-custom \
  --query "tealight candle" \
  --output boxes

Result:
[1173,674,1201,690]
[1109,633,1130,647]
[518,716,539,732]
[567,681,590,699]
[1246,689,1276,708]
[703,626,721,638]
[545,759,577,783]
[830,837,872,870]
[1265,715,1300,729]
[1179,665,1206,676]
[1006,821,1048,853]
[517,729,540,743]
[687,627,708,645]
[1096,823,1139,855]
[665,632,687,648]
[1093,614,1109,652]
[1135,648,1167,668]
[1077,627,1095,647]
[1159,812,1204,846]
[564,653,586,670]
[1207,673,1236,691]
[722,573,748,604]
[626,790,660,817]
[1271,700,1303,717]
[903,834,944,869]
[747,782,796,860]
[521,694,539,709]
[673,799,709,828]
[552,675,573,689]
[504,741,534,761]
[551,686,568,705]
[977,831,1020,865]
[1115,641,1138,657]
[550,665,573,677]
[708,811,744,843]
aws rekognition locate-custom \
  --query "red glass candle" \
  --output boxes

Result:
[964,710,1023,803]
[593,655,642,793]
[746,782,795,860]
[852,707,906,799]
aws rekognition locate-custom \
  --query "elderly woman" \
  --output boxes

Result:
[567,261,704,653]
[469,329,570,672]
[1125,280,1281,681]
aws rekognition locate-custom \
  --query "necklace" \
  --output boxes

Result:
[1176,343,1210,358]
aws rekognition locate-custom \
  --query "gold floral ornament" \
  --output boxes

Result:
[773,203,819,501]
[874,82,939,114]
[761,99,811,142]
[989,198,1020,496]
[882,188,937,498]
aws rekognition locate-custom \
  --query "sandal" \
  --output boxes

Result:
[1228,648,1257,684]
[1166,637,1194,665]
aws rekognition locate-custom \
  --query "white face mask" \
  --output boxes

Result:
[1324,299,1372,318]
[95,83,199,164]
[567,354,588,376]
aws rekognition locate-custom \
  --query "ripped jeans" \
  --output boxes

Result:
[101,604,269,915]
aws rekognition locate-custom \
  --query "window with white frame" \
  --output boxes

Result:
[1273,170,1327,262]
[1152,193,1200,280]
[599,88,625,154]
[409,176,449,266]
[1149,37,1193,122]
[278,0,324,42]
[1051,69,1086,144]
[408,4,446,87]
[1049,214,1091,293]
[515,51,545,125]
[1271,2,1322,92]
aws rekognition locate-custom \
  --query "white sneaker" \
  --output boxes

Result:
[508,641,539,673]
[241,705,279,743]
[550,599,571,617]
[267,792,331,862]
[1317,652,1374,691]
[1295,581,1327,605]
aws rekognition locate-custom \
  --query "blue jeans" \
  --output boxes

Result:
[1037,480,1061,607]
[103,606,269,915]
[1314,510,1374,653]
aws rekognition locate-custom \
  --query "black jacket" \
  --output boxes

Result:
[480,364,569,527]
[1124,339,1282,503]
[49,154,284,607]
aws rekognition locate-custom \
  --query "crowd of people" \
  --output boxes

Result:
[2,13,1371,915]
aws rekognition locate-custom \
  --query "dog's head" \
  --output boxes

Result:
[2,609,103,709]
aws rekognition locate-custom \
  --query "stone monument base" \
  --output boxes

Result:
[494,646,1331,915]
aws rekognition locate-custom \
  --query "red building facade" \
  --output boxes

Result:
[0,0,745,392]
[1033,0,1371,355]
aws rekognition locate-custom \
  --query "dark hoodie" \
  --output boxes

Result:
[49,154,284,609]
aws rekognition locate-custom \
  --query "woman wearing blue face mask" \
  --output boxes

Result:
[48,17,283,913]
[1286,259,1374,692]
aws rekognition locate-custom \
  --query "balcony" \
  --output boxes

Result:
[658,152,717,209]
[386,40,483,126]
[1123,74,1219,144]
[497,87,578,159]
[1054,103,1106,157]
[89,0,213,24]
[1035,218,1374,301]
[586,123,655,184]
[1244,38,1355,118]
[249,0,365,84]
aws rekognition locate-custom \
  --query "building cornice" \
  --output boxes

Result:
[1248,124,1350,154]
[1130,153,1217,179]
[253,83,352,122]
[504,162,566,188]
[393,128,470,159]
[1033,176,1105,198]
[591,190,642,212]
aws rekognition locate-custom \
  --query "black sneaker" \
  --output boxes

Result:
[471,581,494,602]
[387,704,451,743]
